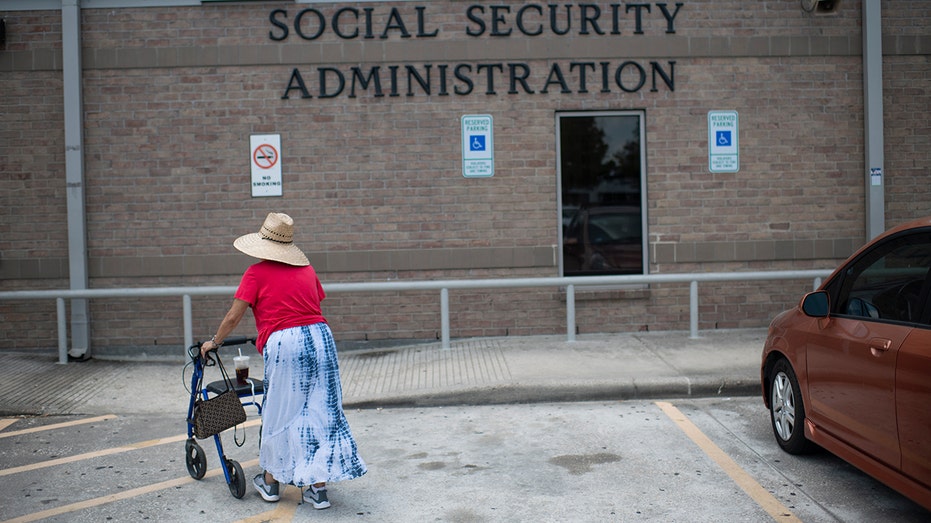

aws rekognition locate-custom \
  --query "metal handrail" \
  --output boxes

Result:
[0,270,833,364]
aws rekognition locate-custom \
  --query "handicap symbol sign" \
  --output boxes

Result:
[708,110,738,173]
[461,114,494,177]
[716,131,732,147]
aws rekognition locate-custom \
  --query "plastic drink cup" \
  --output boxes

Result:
[233,355,249,384]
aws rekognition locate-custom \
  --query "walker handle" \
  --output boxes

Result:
[219,336,255,347]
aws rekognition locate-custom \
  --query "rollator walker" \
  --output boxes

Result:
[183,336,264,498]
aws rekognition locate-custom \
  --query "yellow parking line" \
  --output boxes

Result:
[0,419,19,432]
[233,486,302,523]
[0,434,187,477]
[0,418,262,477]
[0,415,118,439]
[2,459,260,523]
[656,401,802,523]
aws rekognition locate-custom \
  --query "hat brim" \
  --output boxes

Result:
[233,233,310,266]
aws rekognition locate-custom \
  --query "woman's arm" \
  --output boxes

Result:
[200,298,250,357]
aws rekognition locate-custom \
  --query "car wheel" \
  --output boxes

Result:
[769,358,814,454]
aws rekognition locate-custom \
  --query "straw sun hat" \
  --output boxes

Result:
[233,212,310,266]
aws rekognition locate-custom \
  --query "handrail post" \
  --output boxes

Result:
[813,277,822,290]
[689,280,699,339]
[56,297,68,364]
[183,294,193,354]
[440,288,450,350]
[566,284,576,342]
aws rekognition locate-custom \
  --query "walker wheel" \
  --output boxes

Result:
[226,459,246,499]
[185,439,207,480]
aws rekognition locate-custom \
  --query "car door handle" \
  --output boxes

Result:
[869,337,892,357]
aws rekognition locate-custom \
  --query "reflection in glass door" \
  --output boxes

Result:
[557,112,646,276]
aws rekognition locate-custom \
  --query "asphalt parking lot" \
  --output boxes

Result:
[2,397,927,522]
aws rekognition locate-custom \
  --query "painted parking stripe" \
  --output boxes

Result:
[0,418,262,477]
[0,414,117,439]
[2,458,260,523]
[0,419,18,432]
[232,486,302,523]
[656,401,802,523]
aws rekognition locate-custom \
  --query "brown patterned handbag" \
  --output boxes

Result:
[191,353,247,439]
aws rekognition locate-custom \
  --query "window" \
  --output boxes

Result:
[827,232,931,324]
[557,112,646,276]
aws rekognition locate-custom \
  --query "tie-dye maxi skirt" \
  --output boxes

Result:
[259,323,367,486]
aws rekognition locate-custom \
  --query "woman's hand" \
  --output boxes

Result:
[200,338,220,359]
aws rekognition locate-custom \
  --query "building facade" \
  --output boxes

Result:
[1,0,929,355]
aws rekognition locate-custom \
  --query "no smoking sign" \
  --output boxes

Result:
[253,143,278,169]
[250,135,282,197]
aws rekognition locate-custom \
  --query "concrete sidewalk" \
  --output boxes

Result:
[0,328,767,416]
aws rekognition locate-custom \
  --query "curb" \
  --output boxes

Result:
[343,377,761,409]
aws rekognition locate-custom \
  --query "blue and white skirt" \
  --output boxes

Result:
[260,323,367,486]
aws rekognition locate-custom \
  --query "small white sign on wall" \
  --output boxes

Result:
[461,114,494,178]
[250,134,282,197]
[708,111,739,173]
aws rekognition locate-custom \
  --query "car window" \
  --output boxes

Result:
[589,213,641,243]
[588,223,611,244]
[833,232,931,324]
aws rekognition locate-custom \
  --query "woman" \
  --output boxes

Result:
[200,212,366,509]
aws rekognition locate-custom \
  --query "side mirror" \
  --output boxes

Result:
[801,291,829,318]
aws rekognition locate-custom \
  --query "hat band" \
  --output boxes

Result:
[260,232,292,245]
[260,224,292,244]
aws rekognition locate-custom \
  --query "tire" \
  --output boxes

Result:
[768,358,815,454]
[226,459,246,499]
[184,439,207,480]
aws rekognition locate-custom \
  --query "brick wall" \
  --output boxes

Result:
[1,1,929,352]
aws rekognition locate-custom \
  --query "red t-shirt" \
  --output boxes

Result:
[234,260,327,353]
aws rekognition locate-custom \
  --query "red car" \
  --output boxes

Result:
[761,216,931,511]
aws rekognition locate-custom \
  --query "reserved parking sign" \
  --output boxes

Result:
[708,110,739,173]
[461,114,494,178]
